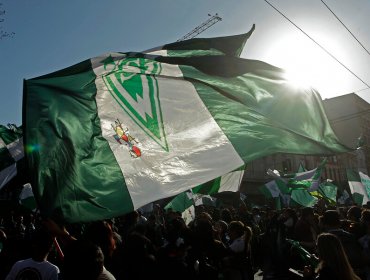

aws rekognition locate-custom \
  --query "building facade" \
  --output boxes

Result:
[241,93,370,199]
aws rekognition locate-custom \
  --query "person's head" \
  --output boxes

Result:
[62,240,104,280]
[215,220,228,234]
[220,208,232,223]
[194,218,215,244]
[361,209,370,224]
[228,221,252,242]
[360,209,370,233]
[84,221,116,258]
[228,221,245,240]
[280,208,297,228]
[316,233,360,280]
[30,227,55,260]
[301,207,314,220]
[347,206,362,222]
[320,210,341,230]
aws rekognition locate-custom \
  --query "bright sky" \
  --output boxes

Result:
[1,0,369,125]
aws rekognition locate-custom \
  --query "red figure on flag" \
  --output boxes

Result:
[111,119,142,158]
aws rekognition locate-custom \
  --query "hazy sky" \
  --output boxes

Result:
[1,0,369,125]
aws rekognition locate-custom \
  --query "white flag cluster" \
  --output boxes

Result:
[0,124,24,189]
[347,169,370,205]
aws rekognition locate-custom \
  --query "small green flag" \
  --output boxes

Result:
[288,159,327,191]
[291,189,318,207]
[359,172,370,200]
[311,181,337,204]
[347,169,368,205]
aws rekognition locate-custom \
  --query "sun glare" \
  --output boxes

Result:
[263,34,350,97]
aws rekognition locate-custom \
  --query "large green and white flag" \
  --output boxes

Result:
[24,29,351,223]
[347,169,369,205]
[0,124,23,189]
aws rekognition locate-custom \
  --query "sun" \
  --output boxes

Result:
[261,34,351,98]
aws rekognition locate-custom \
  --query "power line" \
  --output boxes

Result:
[320,0,370,57]
[263,0,370,89]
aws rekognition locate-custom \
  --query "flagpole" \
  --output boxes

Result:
[53,238,64,260]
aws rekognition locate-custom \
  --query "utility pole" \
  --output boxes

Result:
[177,13,222,42]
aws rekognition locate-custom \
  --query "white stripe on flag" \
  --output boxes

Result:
[92,54,243,209]
[0,163,17,189]
[294,168,317,180]
[349,180,369,204]
[6,137,24,161]
[218,169,244,192]
[19,183,34,200]
[265,180,281,198]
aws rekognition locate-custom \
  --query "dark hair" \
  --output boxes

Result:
[30,227,54,255]
[347,206,362,222]
[62,240,104,280]
[83,221,115,258]
[228,221,252,252]
[316,233,360,280]
[322,210,340,227]
[301,207,314,218]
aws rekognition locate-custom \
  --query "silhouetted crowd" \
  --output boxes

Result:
[1,200,370,280]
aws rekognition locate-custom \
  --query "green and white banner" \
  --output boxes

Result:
[165,166,244,216]
[288,159,327,192]
[24,29,351,223]
[0,124,23,189]
[260,180,284,198]
[347,169,369,205]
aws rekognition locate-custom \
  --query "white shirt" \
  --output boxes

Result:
[5,258,59,280]
[229,236,245,253]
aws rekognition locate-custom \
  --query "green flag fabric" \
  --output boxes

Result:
[288,159,327,192]
[165,166,244,213]
[260,179,289,198]
[260,180,281,198]
[314,181,337,204]
[164,190,194,213]
[359,172,370,200]
[347,169,368,205]
[193,165,245,195]
[24,30,351,223]
[297,162,306,173]
[264,160,327,207]
[291,189,318,207]
[0,124,23,189]
[338,190,350,205]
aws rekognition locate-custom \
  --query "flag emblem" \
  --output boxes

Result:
[112,119,141,158]
[103,56,169,152]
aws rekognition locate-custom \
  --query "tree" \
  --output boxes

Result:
[0,2,15,40]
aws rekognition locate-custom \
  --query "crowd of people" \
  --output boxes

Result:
[1,199,370,280]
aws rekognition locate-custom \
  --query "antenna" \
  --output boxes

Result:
[177,13,222,42]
